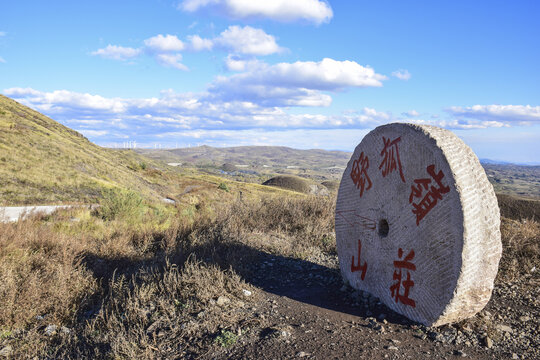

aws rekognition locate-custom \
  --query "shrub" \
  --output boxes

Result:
[218,182,229,192]
[96,187,145,222]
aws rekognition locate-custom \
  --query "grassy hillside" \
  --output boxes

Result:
[0,95,313,209]
[0,95,170,205]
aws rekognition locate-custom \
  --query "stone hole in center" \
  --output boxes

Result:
[378,219,389,237]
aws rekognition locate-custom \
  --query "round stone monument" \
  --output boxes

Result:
[335,123,501,326]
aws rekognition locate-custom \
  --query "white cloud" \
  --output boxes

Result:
[3,87,391,134]
[402,110,419,117]
[224,55,262,72]
[93,35,188,70]
[144,34,185,52]
[7,87,531,151]
[187,34,213,51]
[392,69,411,81]
[91,26,281,71]
[79,129,109,137]
[210,58,386,106]
[91,45,142,61]
[0,56,5,63]
[262,58,386,89]
[186,26,283,55]
[4,87,127,114]
[155,53,189,71]
[0,31,6,36]
[215,25,282,55]
[179,0,333,25]
[447,105,540,124]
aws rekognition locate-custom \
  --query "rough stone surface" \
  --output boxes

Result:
[335,123,501,326]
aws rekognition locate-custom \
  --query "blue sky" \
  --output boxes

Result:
[1,0,539,163]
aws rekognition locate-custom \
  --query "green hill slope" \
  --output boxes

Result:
[0,95,171,205]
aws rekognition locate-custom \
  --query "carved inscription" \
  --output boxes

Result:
[351,239,367,280]
[390,248,416,308]
[379,136,405,182]
[350,151,372,197]
[409,164,450,225]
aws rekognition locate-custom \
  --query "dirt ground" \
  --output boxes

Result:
[204,251,539,360]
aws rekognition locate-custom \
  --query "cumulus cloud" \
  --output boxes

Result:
[392,69,411,81]
[214,25,282,55]
[224,55,262,72]
[93,34,188,70]
[7,87,528,150]
[209,58,386,106]
[155,53,188,70]
[259,58,386,90]
[3,87,391,136]
[92,26,282,70]
[187,34,213,51]
[402,110,419,118]
[447,105,540,124]
[144,34,185,52]
[4,87,127,115]
[185,26,283,55]
[179,0,333,25]
[91,45,142,61]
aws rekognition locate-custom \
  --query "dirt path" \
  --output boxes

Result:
[0,205,97,222]
[206,251,538,360]
[0,205,76,222]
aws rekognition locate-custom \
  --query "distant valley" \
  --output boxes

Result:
[136,146,540,199]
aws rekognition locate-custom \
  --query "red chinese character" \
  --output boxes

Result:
[350,152,372,197]
[351,239,367,280]
[409,164,450,225]
[390,248,416,307]
[379,136,405,182]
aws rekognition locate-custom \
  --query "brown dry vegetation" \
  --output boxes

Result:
[0,185,538,358]
[0,193,335,358]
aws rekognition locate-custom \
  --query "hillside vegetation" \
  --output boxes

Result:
[0,96,294,206]
[0,95,169,205]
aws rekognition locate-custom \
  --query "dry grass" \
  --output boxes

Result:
[498,217,540,281]
[1,188,537,358]
[0,193,335,358]
[0,218,97,329]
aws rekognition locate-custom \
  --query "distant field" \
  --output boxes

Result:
[136,146,540,199]
[135,146,349,184]
[483,164,540,199]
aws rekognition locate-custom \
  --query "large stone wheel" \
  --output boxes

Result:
[335,123,501,326]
